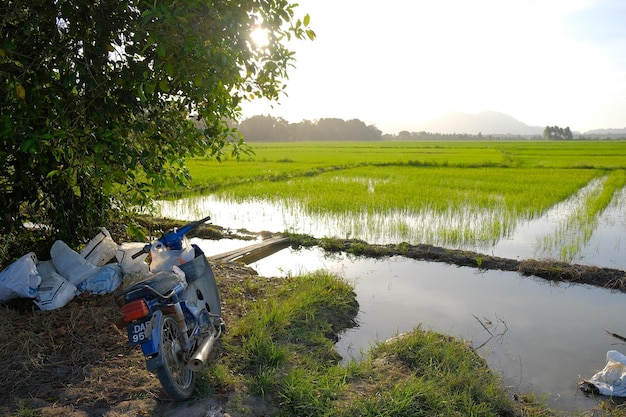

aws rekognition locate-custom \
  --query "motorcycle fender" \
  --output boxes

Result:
[140,311,163,369]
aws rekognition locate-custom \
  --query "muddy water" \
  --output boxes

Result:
[161,188,626,413]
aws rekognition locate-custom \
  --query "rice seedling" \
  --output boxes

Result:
[537,170,626,261]
[210,165,601,248]
[177,141,626,251]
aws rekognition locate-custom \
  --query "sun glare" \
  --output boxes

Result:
[250,27,270,48]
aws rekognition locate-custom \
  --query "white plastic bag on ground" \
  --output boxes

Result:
[116,242,149,275]
[78,263,122,295]
[80,227,118,266]
[0,252,41,303]
[51,240,98,287]
[583,350,626,397]
[35,260,77,310]
[149,237,194,272]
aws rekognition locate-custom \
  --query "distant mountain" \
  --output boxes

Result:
[584,128,626,135]
[413,111,544,136]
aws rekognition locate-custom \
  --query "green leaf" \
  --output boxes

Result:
[137,84,146,102]
[145,82,156,94]
[15,84,25,99]
[21,138,39,153]
[159,80,169,92]
[165,62,174,77]
[46,170,60,179]
[304,14,310,26]
[156,43,166,58]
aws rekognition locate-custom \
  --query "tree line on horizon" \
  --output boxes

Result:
[237,115,383,141]
[236,115,527,142]
[238,115,626,142]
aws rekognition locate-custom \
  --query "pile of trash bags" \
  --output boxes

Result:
[0,228,151,311]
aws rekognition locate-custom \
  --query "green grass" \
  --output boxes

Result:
[183,141,626,190]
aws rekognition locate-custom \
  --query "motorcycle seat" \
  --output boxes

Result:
[123,271,181,301]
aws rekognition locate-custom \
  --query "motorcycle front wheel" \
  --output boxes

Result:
[156,316,196,400]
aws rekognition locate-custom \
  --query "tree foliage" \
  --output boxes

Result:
[238,115,383,141]
[0,0,314,243]
[543,125,573,141]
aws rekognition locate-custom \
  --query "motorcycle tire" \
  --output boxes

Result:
[155,316,196,400]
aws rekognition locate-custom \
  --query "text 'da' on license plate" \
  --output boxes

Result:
[127,320,151,345]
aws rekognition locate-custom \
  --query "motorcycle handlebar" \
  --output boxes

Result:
[131,216,211,257]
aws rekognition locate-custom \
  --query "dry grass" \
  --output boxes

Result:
[0,261,259,417]
[0,291,160,414]
[518,259,626,290]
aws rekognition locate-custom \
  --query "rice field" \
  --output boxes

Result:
[175,141,626,259]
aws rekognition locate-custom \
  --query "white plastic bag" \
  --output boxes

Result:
[78,263,122,295]
[584,350,626,397]
[51,240,99,287]
[80,227,118,266]
[0,252,41,303]
[35,260,77,310]
[149,237,195,272]
[116,242,150,275]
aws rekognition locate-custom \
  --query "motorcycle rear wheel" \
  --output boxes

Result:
[156,316,196,400]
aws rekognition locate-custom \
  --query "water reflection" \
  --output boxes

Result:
[165,188,626,413]
[245,246,625,413]
[189,237,626,412]
[157,185,626,270]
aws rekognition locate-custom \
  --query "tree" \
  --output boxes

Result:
[0,0,314,243]
[543,125,573,141]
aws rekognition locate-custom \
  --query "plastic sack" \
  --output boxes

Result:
[35,260,77,311]
[51,240,99,287]
[80,227,118,266]
[149,237,194,272]
[0,252,41,303]
[78,263,122,295]
[582,350,626,397]
[116,242,149,275]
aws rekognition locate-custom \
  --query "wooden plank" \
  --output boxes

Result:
[209,235,290,264]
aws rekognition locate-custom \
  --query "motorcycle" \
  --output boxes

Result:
[118,216,224,400]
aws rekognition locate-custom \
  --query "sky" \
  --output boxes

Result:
[239,0,626,134]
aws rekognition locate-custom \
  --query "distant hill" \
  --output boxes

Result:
[413,111,544,135]
[585,128,626,135]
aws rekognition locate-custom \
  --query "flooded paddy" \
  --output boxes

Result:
[156,182,626,413]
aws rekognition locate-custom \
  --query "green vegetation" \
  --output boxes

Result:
[207,269,554,417]
[181,141,626,252]
[1,0,314,244]
[538,170,626,261]
[543,125,573,141]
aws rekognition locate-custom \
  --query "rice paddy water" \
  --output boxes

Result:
[156,141,626,412]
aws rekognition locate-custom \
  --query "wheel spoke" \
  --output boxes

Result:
[156,316,195,399]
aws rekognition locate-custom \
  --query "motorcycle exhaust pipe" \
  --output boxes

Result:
[187,332,216,372]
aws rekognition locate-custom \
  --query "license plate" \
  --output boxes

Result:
[127,319,151,345]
